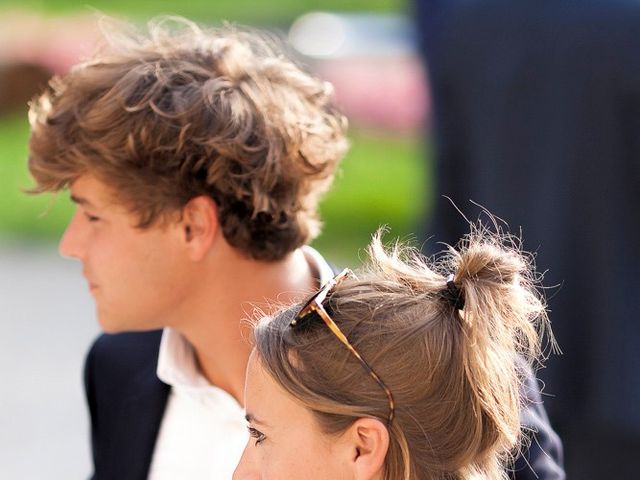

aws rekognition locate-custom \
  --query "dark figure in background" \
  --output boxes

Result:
[415,0,640,478]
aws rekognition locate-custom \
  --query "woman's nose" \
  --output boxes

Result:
[232,445,260,480]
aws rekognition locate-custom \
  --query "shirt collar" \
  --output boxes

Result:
[156,327,210,390]
[301,244,335,285]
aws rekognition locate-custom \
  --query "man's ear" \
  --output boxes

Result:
[345,417,389,480]
[179,195,219,261]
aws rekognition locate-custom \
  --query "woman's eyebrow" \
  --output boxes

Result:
[245,412,270,428]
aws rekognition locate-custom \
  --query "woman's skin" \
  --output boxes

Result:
[233,351,389,480]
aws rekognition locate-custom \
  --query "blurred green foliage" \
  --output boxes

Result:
[313,131,431,265]
[1,114,75,240]
[0,0,406,24]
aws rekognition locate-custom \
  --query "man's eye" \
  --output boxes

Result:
[84,213,100,222]
[248,426,266,446]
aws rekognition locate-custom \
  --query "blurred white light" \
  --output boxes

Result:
[288,12,346,58]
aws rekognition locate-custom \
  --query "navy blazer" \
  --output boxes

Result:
[85,331,169,480]
[84,330,564,479]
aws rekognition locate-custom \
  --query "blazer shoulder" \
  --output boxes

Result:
[513,358,565,480]
[86,330,164,382]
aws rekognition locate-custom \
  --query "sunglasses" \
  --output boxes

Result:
[290,268,396,426]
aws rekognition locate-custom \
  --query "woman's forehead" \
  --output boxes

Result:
[245,353,313,428]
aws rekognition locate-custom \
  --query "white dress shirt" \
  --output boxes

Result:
[147,246,334,479]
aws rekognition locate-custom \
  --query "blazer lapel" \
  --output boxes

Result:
[110,363,170,480]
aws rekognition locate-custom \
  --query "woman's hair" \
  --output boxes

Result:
[253,225,550,479]
[28,17,348,261]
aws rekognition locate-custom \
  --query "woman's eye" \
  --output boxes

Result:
[248,426,266,446]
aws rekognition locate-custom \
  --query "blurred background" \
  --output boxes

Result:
[0,1,429,478]
[3,0,640,479]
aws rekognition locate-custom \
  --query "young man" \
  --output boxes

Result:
[27,18,347,479]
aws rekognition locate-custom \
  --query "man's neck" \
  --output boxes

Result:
[170,245,318,404]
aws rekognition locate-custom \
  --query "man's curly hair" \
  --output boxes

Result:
[28,17,349,261]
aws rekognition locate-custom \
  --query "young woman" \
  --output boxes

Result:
[234,227,551,480]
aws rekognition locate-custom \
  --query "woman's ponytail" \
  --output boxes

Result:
[442,226,550,465]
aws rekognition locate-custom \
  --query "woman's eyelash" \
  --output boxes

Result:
[247,426,266,445]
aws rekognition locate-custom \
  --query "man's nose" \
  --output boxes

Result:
[58,210,85,260]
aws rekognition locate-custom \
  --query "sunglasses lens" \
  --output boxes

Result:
[292,306,322,330]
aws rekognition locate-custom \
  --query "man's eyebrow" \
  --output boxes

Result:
[245,412,269,427]
[70,194,94,207]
